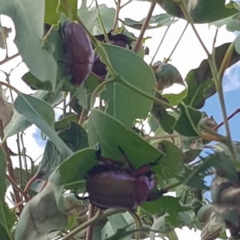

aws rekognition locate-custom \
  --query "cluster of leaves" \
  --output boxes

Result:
[0,0,240,240]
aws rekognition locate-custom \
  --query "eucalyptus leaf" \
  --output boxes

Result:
[0,0,58,89]
[14,94,72,157]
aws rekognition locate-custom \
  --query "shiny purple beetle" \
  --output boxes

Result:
[83,145,165,209]
[61,22,94,85]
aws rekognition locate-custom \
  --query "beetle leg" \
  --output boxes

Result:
[147,189,168,201]
[95,143,123,167]
[75,191,89,201]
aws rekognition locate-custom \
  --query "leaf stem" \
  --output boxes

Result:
[133,2,156,53]
[178,0,235,158]
[118,77,180,113]
[61,209,124,239]
[94,0,109,42]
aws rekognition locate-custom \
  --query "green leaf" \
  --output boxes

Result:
[88,110,163,170]
[174,104,202,137]
[235,34,240,55]
[0,202,15,240]
[100,43,155,128]
[163,89,187,106]
[123,13,177,30]
[178,152,238,189]
[0,0,57,89]
[15,181,67,240]
[152,141,184,180]
[4,91,64,138]
[153,62,184,91]
[0,148,6,198]
[14,94,72,157]
[151,93,176,134]
[159,0,238,23]
[107,213,131,240]
[0,149,15,240]
[184,43,240,108]
[54,114,79,131]
[57,148,97,190]
[59,122,89,151]
[78,4,115,34]
[37,140,65,178]
[44,0,77,24]
[22,72,52,91]
[211,13,240,32]
[142,196,189,224]
[74,73,100,110]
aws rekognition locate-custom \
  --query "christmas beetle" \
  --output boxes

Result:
[61,22,94,85]
[80,145,166,209]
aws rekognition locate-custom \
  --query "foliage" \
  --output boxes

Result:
[0,0,240,239]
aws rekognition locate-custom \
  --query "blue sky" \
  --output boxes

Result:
[203,61,240,141]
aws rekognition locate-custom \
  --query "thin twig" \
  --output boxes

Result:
[151,24,171,65]
[112,0,121,30]
[165,22,188,63]
[86,203,95,240]
[62,209,124,240]
[133,2,156,53]
[0,121,23,212]
[0,53,20,65]
[178,0,210,57]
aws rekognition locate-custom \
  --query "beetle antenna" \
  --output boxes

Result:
[118,146,134,171]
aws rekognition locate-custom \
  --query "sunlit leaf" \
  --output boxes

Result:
[0,0,58,89]
[100,43,155,128]
[159,0,238,23]
[14,94,72,157]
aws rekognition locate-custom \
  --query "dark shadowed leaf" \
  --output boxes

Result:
[174,104,202,137]
[59,122,88,151]
[151,92,176,134]
[159,0,238,23]
[22,72,52,91]
[73,73,100,110]
[152,141,184,180]
[100,43,155,128]
[142,196,189,225]
[54,114,78,131]
[184,43,240,109]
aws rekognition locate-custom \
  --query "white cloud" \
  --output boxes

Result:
[223,61,240,92]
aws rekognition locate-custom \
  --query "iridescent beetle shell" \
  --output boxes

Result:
[85,147,158,209]
[61,22,94,85]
